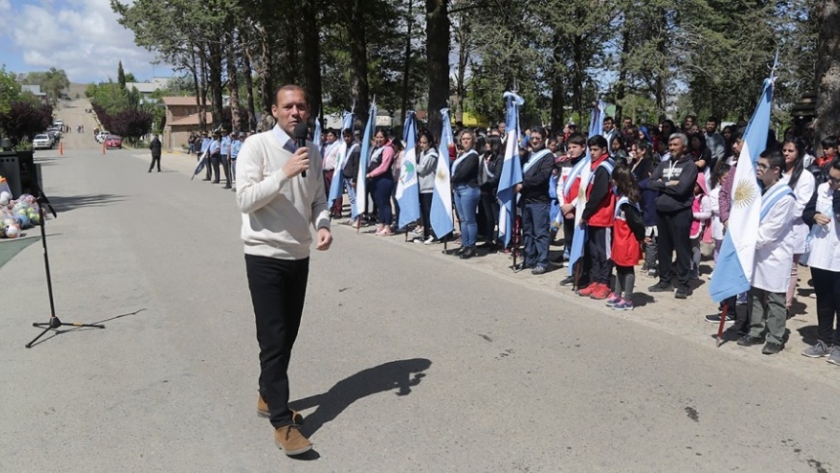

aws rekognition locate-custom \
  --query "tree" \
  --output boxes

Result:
[118,61,127,90]
[23,68,69,105]
[0,101,53,143]
[426,0,450,136]
[0,66,22,115]
[815,0,840,139]
[109,109,154,141]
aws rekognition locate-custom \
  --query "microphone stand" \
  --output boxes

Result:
[26,184,105,348]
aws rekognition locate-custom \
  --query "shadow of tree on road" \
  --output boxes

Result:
[289,358,432,438]
[49,193,126,213]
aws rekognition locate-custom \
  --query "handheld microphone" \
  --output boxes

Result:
[293,122,309,178]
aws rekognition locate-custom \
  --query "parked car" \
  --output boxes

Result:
[33,134,54,150]
[104,135,122,149]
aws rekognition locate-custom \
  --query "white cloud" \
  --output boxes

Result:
[7,0,170,83]
[0,0,10,30]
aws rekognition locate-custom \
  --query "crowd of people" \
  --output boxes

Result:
[316,114,840,359]
[187,129,252,190]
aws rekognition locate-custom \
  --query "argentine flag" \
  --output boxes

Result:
[396,111,421,229]
[313,107,322,155]
[430,108,455,238]
[496,92,524,247]
[709,75,775,303]
[328,110,353,209]
[567,101,606,276]
[355,103,377,218]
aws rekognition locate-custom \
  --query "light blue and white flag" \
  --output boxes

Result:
[191,149,209,180]
[709,71,776,302]
[313,108,323,155]
[430,108,455,238]
[496,92,525,247]
[328,110,354,209]
[355,102,377,218]
[396,111,420,229]
[567,100,606,276]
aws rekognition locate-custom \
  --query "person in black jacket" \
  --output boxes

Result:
[149,133,162,172]
[479,135,503,249]
[451,130,481,259]
[646,133,699,298]
[516,126,556,274]
[340,128,361,225]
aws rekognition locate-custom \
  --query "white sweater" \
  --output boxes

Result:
[235,127,330,260]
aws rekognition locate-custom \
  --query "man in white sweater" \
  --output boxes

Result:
[235,84,332,456]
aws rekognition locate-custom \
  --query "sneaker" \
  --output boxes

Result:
[674,288,690,299]
[559,275,575,287]
[605,293,622,307]
[613,299,634,311]
[647,268,657,278]
[705,313,735,324]
[274,424,313,456]
[589,283,611,300]
[802,340,832,358]
[762,342,784,355]
[531,265,547,275]
[737,335,763,347]
[827,346,840,366]
[424,236,436,245]
[577,283,597,297]
[648,283,672,293]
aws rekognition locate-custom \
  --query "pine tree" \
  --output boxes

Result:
[118,61,126,90]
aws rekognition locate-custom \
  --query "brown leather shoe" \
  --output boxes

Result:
[257,395,304,424]
[274,424,312,456]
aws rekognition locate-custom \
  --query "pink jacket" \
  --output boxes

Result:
[367,143,395,178]
[691,172,711,239]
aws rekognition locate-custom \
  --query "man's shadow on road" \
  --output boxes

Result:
[290,358,431,438]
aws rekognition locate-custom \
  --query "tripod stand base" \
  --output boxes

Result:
[26,316,105,348]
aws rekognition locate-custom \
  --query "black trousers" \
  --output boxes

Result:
[149,154,160,172]
[420,192,433,239]
[245,254,310,429]
[587,226,612,284]
[480,191,498,244]
[656,207,692,290]
[812,267,840,345]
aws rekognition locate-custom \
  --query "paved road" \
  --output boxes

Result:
[1,148,838,472]
[53,90,102,151]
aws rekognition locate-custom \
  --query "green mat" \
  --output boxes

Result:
[0,236,39,271]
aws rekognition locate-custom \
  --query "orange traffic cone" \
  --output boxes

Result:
[58,142,63,156]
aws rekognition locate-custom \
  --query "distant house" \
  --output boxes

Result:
[20,85,48,105]
[161,97,213,151]
[125,77,173,104]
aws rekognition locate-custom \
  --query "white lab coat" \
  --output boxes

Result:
[807,183,840,272]
[780,168,816,254]
[752,181,797,293]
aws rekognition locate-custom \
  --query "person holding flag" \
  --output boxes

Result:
[576,135,616,300]
[515,126,556,274]
[355,103,377,227]
[737,150,796,354]
[415,128,439,243]
[496,93,524,251]
[430,109,455,242]
[558,133,590,287]
[395,111,421,231]
[451,130,481,259]
[341,127,361,225]
[321,129,342,218]
[365,129,397,236]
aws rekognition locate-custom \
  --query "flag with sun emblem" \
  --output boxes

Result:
[709,72,775,303]
[567,100,606,276]
[430,108,455,238]
[497,91,525,247]
[396,110,420,229]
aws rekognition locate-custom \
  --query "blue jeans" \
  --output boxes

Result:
[372,176,394,225]
[454,184,480,248]
[345,180,357,217]
[522,202,550,268]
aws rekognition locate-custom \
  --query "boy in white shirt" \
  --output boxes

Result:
[737,150,797,355]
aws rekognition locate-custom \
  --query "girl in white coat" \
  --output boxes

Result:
[801,160,840,363]
[780,139,816,317]
[738,150,797,355]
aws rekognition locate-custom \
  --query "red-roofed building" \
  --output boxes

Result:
[161,97,213,150]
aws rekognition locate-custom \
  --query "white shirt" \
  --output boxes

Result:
[752,181,797,293]
[780,168,816,254]
[709,186,723,241]
[807,183,840,272]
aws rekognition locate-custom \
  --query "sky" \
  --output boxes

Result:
[0,0,173,83]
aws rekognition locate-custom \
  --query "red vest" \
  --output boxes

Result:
[585,154,616,228]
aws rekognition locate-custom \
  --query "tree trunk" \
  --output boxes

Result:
[301,0,322,120]
[191,45,206,132]
[241,31,257,132]
[572,34,584,121]
[615,24,631,122]
[453,11,470,124]
[226,31,241,134]
[426,0,450,140]
[208,41,225,128]
[198,46,209,132]
[550,35,565,133]
[281,17,299,86]
[400,0,414,121]
[654,7,668,114]
[257,24,274,115]
[815,0,840,147]
[347,0,370,125]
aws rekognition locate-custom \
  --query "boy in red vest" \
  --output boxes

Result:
[578,135,617,300]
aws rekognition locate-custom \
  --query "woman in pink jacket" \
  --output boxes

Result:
[366,129,396,236]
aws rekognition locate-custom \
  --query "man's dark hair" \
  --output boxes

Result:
[587,135,608,149]
[707,116,719,126]
[529,126,547,139]
[273,84,308,106]
[567,133,587,147]
[603,116,614,123]
[821,136,838,150]
[760,149,785,172]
